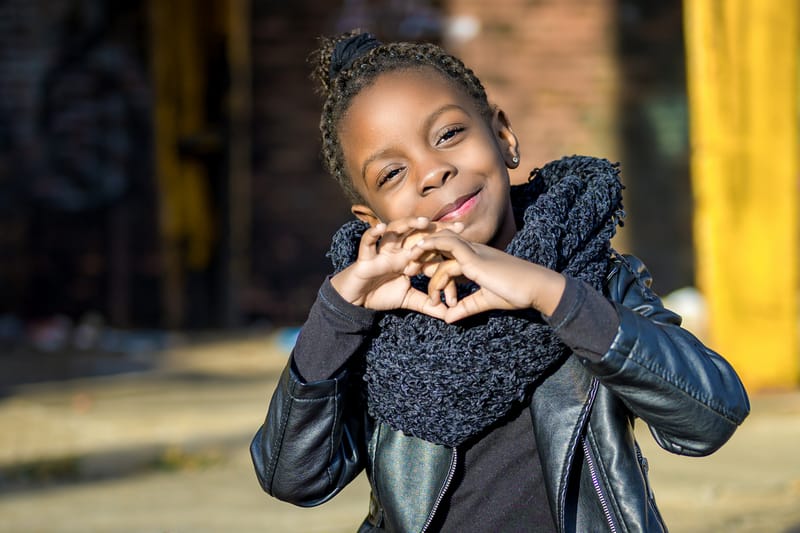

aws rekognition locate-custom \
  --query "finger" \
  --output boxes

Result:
[358,223,386,260]
[401,288,447,320]
[444,303,471,324]
[399,220,458,255]
[421,261,439,278]
[402,258,428,278]
[445,290,514,323]
[444,292,488,323]
[407,244,445,268]
[423,228,463,239]
[381,217,432,251]
[384,216,432,235]
[431,221,464,234]
[413,233,474,261]
[427,260,463,302]
[400,251,440,277]
[443,279,458,307]
[405,232,461,265]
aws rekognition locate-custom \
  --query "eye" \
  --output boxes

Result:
[436,126,465,146]
[377,167,404,187]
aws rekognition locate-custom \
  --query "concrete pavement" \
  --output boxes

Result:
[0,332,798,532]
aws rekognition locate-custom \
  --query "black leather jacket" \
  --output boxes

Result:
[251,255,750,532]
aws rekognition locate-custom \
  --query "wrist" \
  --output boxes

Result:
[533,271,566,316]
[330,267,365,306]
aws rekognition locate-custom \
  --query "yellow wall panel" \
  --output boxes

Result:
[684,0,799,390]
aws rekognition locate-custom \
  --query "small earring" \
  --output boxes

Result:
[512,155,519,165]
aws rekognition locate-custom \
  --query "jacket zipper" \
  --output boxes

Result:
[582,437,618,533]
[559,378,600,530]
[634,442,649,477]
[635,441,667,529]
[420,448,458,533]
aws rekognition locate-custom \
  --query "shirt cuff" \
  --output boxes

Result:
[544,276,620,362]
[292,276,378,382]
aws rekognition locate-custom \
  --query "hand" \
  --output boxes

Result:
[409,232,566,323]
[330,217,461,319]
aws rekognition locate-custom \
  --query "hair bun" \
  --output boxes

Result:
[328,32,381,81]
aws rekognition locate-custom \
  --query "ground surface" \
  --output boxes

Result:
[0,332,798,532]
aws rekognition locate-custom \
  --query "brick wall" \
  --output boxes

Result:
[440,0,693,292]
[443,0,620,185]
[248,0,352,323]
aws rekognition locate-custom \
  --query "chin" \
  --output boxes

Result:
[462,226,494,246]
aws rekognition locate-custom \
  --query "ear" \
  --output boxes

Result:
[491,108,520,169]
[351,204,382,227]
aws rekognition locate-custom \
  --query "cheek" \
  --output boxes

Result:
[367,194,416,223]
[465,138,507,174]
[388,194,424,219]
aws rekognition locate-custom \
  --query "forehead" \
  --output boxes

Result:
[339,67,479,149]
[345,66,479,124]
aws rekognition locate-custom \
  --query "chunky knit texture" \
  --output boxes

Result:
[327,155,625,447]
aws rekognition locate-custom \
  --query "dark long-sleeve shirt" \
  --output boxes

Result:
[291,275,620,531]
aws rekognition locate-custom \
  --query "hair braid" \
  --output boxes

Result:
[309,32,493,202]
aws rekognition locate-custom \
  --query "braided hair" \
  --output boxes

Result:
[309,31,493,202]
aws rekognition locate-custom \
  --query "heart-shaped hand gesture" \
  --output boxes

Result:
[330,217,566,323]
[407,232,566,323]
[330,217,460,320]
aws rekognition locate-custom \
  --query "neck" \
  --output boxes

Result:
[488,202,519,250]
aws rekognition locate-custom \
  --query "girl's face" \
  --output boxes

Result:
[339,67,520,249]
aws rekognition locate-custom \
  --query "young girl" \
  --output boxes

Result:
[250,31,749,532]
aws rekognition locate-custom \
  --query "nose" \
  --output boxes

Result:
[417,156,457,196]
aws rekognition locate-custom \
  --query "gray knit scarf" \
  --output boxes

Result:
[327,155,624,447]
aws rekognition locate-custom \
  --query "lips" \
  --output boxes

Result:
[432,190,481,222]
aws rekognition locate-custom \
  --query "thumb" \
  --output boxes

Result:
[401,288,448,320]
[444,290,509,323]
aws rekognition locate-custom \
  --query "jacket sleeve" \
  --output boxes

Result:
[250,278,376,506]
[582,254,750,457]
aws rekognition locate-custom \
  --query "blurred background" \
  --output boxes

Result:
[0,0,695,337]
[0,0,798,531]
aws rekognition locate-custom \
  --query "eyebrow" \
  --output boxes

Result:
[360,103,470,184]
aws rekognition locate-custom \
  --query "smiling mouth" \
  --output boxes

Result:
[433,190,481,222]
